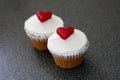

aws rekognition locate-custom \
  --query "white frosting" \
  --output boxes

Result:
[47,29,89,56]
[24,14,64,40]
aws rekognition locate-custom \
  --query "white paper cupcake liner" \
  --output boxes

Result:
[51,52,85,69]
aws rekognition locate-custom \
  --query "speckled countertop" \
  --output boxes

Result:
[0,0,120,80]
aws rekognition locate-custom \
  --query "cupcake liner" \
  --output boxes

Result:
[48,40,89,69]
[51,53,85,69]
[30,38,48,50]
[24,29,49,50]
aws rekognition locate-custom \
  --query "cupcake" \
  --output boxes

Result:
[47,27,89,69]
[24,11,64,50]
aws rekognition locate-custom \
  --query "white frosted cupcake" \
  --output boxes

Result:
[47,27,89,69]
[24,11,64,50]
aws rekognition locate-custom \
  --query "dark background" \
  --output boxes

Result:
[0,0,120,80]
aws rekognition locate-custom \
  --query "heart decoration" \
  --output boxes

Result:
[57,27,74,40]
[36,11,52,22]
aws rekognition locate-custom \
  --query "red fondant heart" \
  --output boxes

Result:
[36,11,52,22]
[57,27,74,40]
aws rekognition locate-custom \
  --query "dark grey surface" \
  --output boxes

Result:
[0,0,120,80]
